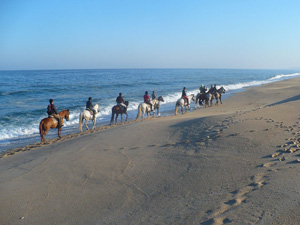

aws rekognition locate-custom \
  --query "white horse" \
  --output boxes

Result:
[175,94,196,115]
[136,96,164,120]
[79,104,100,131]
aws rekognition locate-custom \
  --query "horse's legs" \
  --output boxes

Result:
[57,127,62,139]
[85,119,89,130]
[125,112,128,121]
[115,114,119,123]
[121,114,123,123]
[92,118,96,129]
[42,127,50,143]
[220,96,222,104]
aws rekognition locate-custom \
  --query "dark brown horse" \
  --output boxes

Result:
[110,101,129,125]
[39,109,70,143]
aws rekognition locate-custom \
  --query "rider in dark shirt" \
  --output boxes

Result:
[213,84,217,93]
[116,93,127,111]
[47,99,62,128]
[182,87,189,105]
[199,85,207,94]
[144,91,153,111]
[86,97,96,119]
[152,91,157,100]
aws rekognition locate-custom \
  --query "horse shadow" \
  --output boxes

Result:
[266,94,300,107]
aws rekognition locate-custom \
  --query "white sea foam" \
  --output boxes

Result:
[223,73,300,92]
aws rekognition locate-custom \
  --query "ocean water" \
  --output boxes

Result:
[0,69,299,153]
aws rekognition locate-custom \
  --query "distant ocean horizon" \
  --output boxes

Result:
[1,68,300,153]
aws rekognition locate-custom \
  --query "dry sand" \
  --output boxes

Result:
[2,78,300,224]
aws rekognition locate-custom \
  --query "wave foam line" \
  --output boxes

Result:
[224,72,300,91]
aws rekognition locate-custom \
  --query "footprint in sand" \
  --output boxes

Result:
[147,144,157,147]
[129,146,141,150]
[160,143,175,147]
[203,172,268,223]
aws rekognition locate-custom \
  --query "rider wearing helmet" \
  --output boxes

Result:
[182,87,189,105]
[116,93,127,111]
[86,97,96,119]
[47,99,63,128]
[144,91,153,111]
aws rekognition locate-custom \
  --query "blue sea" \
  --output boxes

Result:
[1,69,300,153]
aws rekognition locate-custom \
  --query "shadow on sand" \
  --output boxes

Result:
[266,94,300,107]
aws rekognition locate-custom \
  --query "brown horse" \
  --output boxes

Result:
[110,101,129,125]
[39,109,70,143]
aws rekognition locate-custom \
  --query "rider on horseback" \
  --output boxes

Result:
[199,85,207,94]
[47,99,63,128]
[209,84,218,99]
[86,97,96,119]
[182,87,189,105]
[116,93,127,112]
[213,84,217,92]
[152,91,157,100]
[144,91,153,112]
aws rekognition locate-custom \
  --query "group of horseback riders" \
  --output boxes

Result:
[47,90,160,126]
[200,84,218,97]
[47,83,221,128]
[181,84,218,105]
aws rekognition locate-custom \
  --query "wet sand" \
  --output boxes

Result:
[1,78,300,224]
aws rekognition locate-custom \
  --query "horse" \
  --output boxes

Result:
[175,94,196,115]
[217,86,226,104]
[110,101,129,125]
[79,104,100,132]
[136,96,164,120]
[209,86,226,106]
[39,109,70,144]
[195,92,210,107]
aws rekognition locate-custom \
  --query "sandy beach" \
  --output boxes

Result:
[2,78,300,225]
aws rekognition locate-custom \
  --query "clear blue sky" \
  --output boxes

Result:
[0,0,299,70]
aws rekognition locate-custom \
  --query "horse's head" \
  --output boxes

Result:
[191,94,196,101]
[125,101,129,106]
[95,104,100,112]
[65,109,70,121]
[158,96,164,102]
[219,86,226,93]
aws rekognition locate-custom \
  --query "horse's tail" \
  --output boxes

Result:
[39,119,45,143]
[79,112,83,131]
[175,101,179,115]
[136,104,142,120]
[110,107,115,125]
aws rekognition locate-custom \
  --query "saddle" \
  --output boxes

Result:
[48,115,58,121]
[48,116,59,124]
[182,97,188,104]
[86,108,94,114]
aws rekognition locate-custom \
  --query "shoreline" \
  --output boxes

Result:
[2,77,300,224]
[1,70,300,153]
[0,91,236,156]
